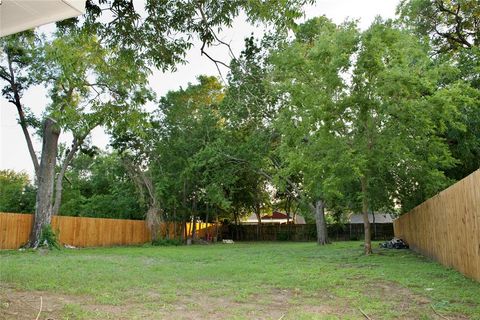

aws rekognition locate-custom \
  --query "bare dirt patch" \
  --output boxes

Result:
[0,282,471,319]
[362,280,470,320]
[0,285,82,320]
[0,285,350,320]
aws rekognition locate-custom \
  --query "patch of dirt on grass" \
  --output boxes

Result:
[0,285,81,320]
[363,280,469,319]
[0,285,128,320]
[0,283,470,320]
[156,288,351,320]
[0,285,348,320]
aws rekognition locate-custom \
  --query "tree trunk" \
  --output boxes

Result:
[254,204,262,240]
[285,197,290,224]
[215,209,219,241]
[52,137,83,216]
[234,210,239,240]
[361,177,372,254]
[191,215,196,240]
[27,118,60,248]
[205,208,209,241]
[311,199,328,245]
[292,201,300,224]
[123,159,163,241]
[182,220,187,241]
[372,210,376,241]
[173,205,177,239]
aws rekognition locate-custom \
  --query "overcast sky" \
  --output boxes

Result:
[0,0,400,179]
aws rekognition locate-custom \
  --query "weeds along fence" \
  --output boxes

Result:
[0,213,217,249]
[394,169,480,281]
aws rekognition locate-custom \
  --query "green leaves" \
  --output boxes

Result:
[0,170,36,213]
[398,0,480,181]
[398,0,479,52]
[73,0,310,71]
[271,16,461,214]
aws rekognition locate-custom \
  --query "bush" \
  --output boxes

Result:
[39,225,61,250]
[151,238,183,246]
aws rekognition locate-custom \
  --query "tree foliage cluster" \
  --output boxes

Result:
[0,170,36,213]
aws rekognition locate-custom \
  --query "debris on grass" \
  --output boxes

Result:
[379,237,409,249]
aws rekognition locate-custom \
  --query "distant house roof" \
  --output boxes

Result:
[261,211,290,220]
[349,213,394,224]
[242,211,306,224]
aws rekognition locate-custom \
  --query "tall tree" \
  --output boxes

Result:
[272,17,457,253]
[0,32,40,176]
[112,76,227,239]
[216,36,278,237]
[1,28,152,247]
[271,17,359,245]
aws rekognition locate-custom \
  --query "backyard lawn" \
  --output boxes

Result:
[0,242,479,320]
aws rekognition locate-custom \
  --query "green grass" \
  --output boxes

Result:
[0,241,479,319]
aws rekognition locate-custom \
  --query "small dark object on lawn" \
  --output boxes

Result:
[380,237,409,249]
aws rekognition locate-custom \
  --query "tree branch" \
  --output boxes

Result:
[6,52,40,176]
[51,135,85,215]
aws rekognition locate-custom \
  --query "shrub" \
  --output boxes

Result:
[39,224,61,250]
[151,238,183,246]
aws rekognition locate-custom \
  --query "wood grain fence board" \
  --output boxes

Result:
[394,169,480,281]
[0,213,31,249]
[0,213,158,249]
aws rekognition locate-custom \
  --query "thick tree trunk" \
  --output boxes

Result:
[123,158,163,240]
[361,177,372,254]
[27,118,60,248]
[311,199,328,245]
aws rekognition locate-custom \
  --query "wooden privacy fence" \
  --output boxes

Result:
[394,169,480,281]
[0,213,151,249]
[0,213,217,249]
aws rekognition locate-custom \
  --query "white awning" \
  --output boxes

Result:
[0,0,86,37]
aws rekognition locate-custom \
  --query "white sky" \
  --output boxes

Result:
[0,0,400,179]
